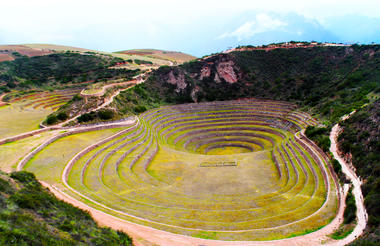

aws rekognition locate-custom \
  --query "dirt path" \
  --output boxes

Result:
[0,93,9,106]
[80,80,137,97]
[56,81,136,127]
[57,71,150,127]
[329,123,368,245]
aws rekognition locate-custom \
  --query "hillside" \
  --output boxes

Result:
[116,45,379,122]
[0,170,132,245]
[0,52,138,94]
[0,44,185,71]
[116,49,196,64]
[0,44,98,62]
[0,45,54,62]
[338,99,380,245]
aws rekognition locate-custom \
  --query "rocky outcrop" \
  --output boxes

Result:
[191,86,200,102]
[199,66,211,80]
[216,60,239,83]
[198,56,241,83]
[167,70,187,92]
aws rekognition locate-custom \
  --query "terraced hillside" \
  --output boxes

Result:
[22,99,339,241]
[0,89,80,139]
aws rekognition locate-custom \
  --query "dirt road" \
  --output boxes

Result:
[329,123,368,245]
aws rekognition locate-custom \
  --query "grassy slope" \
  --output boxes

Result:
[0,170,132,246]
[116,49,196,64]
[0,103,52,139]
[0,130,59,172]
[25,128,125,185]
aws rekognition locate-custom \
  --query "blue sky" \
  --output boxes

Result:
[1,0,380,56]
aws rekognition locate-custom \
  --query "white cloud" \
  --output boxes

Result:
[218,13,287,40]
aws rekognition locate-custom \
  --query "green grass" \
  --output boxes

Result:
[24,128,125,185]
[0,104,52,139]
[331,225,355,240]
[0,130,59,172]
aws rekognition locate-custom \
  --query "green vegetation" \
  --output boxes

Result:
[338,100,380,243]
[0,170,132,245]
[0,130,58,172]
[113,83,165,115]
[331,224,355,240]
[0,103,52,139]
[76,109,115,123]
[133,59,153,65]
[344,187,357,224]
[305,126,331,152]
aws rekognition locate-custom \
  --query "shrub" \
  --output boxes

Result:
[46,115,58,125]
[344,187,357,224]
[305,126,331,152]
[77,112,96,123]
[57,112,68,121]
[6,81,16,88]
[98,109,114,120]
[71,94,83,102]
[10,171,37,184]
[134,105,147,113]
[0,177,13,194]
[10,191,42,209]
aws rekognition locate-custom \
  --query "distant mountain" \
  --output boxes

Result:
[115,49,196,64]
[0,44,99,62]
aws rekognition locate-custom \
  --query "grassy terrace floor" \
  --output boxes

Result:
[22,99,338,241]
[0,104,52,139]
[0,89,80,139]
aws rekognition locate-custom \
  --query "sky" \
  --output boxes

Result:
[1,0,380,56]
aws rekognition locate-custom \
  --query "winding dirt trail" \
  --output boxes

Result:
[0,93,9,107]
[56,72,149,127]
[329,123,368,245]
[80,80,137,97]
[55,81,137,127]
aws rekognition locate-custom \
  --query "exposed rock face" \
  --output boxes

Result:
[167,70,187,92]
[157,53,242,103]
[200,66,211,80]
[216,60,239,83]
[214,72,221,83]
[191,86,200,102]
[198,56,241,83]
